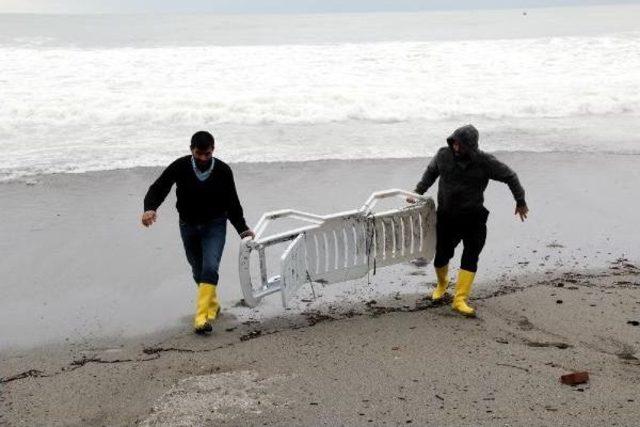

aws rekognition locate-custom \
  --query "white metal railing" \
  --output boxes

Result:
[238,189,436,308]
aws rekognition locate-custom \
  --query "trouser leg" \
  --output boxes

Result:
[460,220,487,273]
[432,213,461,301]
[199,218,227,286]
[433,214,462,269]
[179,222,202,284]
[183,218,227,333]
[200,218,227,321]
[452,210,488,317]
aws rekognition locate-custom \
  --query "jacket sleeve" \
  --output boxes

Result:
[485,154,526,207]
[143,161,178,212]
[226,168,250,235]
[414,151,440,195]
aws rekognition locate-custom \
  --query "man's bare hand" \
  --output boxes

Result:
[240,229,256,239]
[515,204,529,222]
[406,197,417,204]
[141,210,157,227]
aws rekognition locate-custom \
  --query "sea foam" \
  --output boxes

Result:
[0,32,639,179]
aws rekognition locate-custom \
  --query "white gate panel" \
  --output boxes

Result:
[280,234,308,306]
[239,190,436,308]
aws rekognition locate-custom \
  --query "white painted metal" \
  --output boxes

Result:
[238,189,436,308]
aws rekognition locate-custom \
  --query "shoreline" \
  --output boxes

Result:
[2,152,640,352]
[3,112,640,183]
[2,149,640,182]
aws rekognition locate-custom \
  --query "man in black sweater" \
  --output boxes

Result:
[142,131,254,334]
[411,125,528,317]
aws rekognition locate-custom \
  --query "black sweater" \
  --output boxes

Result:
[143,156,249,233]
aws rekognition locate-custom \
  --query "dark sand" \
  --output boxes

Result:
[2,266,639,426]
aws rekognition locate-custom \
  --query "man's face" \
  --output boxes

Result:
[192,146,213,169]
[451,140,466,157]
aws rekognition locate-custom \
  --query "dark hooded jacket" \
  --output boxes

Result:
[414,125,526,215]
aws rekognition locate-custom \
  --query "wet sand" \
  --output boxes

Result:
[2,152,640,350]
[2,264,639,426]
[1,152,640,425]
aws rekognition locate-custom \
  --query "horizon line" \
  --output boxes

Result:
[0,3,637,16]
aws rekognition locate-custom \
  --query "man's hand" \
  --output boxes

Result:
[515,204,529,222]
[141,210,157,227]
[406,197,417,204]
[240,229,256,239]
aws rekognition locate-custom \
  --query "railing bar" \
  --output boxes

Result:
[399,216,405,257]
[418,213,424,252]
[323,232,331,273]
[350,224,358,266]
[258,247,268,286]
[331,230,340,270]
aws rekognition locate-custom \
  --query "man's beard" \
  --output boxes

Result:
[195,159,212,171]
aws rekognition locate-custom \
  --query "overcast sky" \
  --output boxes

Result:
[0,0,638,14]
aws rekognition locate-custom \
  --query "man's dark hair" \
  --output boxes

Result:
[190,131,215,150]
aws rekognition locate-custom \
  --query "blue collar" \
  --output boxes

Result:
[191,157,215,181]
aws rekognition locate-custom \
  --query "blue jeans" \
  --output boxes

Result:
[179,217,227,285]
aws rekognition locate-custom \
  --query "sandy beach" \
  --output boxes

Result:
[2,268,639,425]
[2,4,640,425]
[1,152,640,425]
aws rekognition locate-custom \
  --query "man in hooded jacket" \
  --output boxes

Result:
[411,125,528,316]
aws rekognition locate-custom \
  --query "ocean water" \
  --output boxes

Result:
[1,5,639,180]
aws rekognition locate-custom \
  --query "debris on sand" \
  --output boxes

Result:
[0,369,48,384]
[526,341,571,349]
[410,258,429,267]
[560,371,589,386]
[240,330,262,341]
[609,258,639,274]
[303,311,335,326]
[546,241,565,248]
[409,270,426,276]
[234,299,249,307]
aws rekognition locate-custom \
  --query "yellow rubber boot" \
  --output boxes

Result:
[452,269,476,317]
[431,265,450,302]
[206,283,221,321]
[194,283,215,333]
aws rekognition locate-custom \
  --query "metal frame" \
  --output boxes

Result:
[238,189,436,308]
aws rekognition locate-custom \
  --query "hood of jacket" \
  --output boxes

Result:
[447,124,479,152]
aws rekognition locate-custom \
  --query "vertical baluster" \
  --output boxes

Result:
[384,218,395,261]
[374,218,385,261]
[325,231,336,273]
[393,216,403,258]
[317,232,327,273]
[335,227,346,270]
[344,224,355,267]
[402,214,411,257]
[306,233,318,279]
[358,221,369,265]
[412,211,421,255]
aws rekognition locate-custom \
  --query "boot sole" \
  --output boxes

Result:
[194,322,213,335]
[452,308,476,318]
[431,294,452,304]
